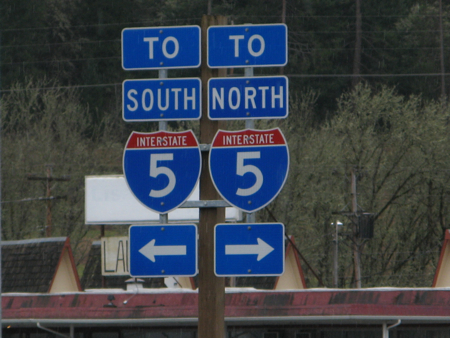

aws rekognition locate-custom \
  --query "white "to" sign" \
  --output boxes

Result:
[229,35,265,58]
[144,37,179,59]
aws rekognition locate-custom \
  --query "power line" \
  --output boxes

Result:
[0,82,121,93]
[2,28,445,49]
[1,34,446,50]
[1,56,120,66]
[1,39,120,49]
[2,44,448,66]
[0,12,444,33]
[2,72,450,94]
[1,195,66,204]
[288,72,450,78]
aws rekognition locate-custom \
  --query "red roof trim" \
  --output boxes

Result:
[4,289,450,321]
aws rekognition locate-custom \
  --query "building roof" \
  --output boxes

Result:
[2,237,81,293]
[3,288,450,327]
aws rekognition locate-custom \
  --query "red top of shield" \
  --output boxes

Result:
[126,130,199,149]
[211,128,286,148]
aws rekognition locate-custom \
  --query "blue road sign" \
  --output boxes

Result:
[122,26,201,70]
[215,223,285,276]
[209,128,289,213]
[123,78,201,121]
[207,24,287,68]
[208,76,288,120]
[129,224,198,277]
[123,130,201,214]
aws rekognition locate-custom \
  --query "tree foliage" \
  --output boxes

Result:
[1,79,124,264]
[260,85,450,287]
[2,0,450,287]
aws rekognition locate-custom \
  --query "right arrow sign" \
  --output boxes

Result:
[215,223,285,276]
[225,238,274,261]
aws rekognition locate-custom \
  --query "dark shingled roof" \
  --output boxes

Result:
[2,237,69,293]
[81,242,165,290]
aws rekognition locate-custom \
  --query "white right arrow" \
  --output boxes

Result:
[139,239,187,262]
[225,238,274,261]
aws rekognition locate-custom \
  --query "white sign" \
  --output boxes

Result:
[101,237,129,276]
[85,175,243,224]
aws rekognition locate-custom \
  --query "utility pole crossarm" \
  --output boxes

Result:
[27,167,71,237]
[27,175,70,182]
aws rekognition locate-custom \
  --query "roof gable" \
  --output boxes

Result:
[2,237,81,293]
[433,229,450,287]
[274,236,307,289]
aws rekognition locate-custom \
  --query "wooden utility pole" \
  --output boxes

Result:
[351,167,362,288]
[352,0,362,88]
[198,14,227,338]
[280,0,286,76]
[27,165,70,237]
[438,0,446,99]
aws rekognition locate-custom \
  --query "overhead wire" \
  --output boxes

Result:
[0,13,442,33]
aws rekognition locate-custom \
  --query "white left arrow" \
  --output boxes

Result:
[225,238,274,261]
[139,239,187,262]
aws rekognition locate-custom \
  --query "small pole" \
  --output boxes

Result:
[101,225,106,288]
[280,0,286,75]
[45,166,52,237]
[159,213,168,224]
[351,167,362,288]
[159,69,168,131]
[244,67,255,130]
[333,222,339,288]
[158,69,169,226]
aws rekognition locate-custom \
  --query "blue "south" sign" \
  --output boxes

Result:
[209,128,289,213]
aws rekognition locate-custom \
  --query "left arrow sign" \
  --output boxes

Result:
[139,239,187,262]
[129,224,198,277]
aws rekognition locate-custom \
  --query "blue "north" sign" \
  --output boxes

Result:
[208,76,288,120]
